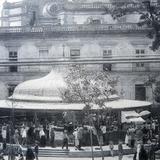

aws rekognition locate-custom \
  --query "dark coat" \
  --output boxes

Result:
[26,148,35,160]
[34,145,39,155]
[133,148,148,160]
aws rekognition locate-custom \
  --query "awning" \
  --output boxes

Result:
[121,111,145,124]
[0,99,152,111]
[139,110,151,117]
[104,99,152,110]
[128,117,145,124]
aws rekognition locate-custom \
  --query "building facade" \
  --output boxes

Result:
[0,0,159,102]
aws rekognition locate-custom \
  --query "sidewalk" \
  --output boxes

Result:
[3,144,135,158]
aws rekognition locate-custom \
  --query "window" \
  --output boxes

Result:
[3,9,9,16]
[135,49,145,68]
[136,49,145,57]
[103,63,112,71]
[136,63,144,67]
[91,19,101,24]
[9,51,17,61]
[9,51,18,72]
[103,49,112,71]
[8,84,16,97]
[70,49,80,59]
[103,50,112,57]
[39,48,49,58]
[135,84,146,100]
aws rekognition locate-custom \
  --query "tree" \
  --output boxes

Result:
[154,81,160,103]
[62,65,117,106]
[61,65,118,160]
[144,74,160,103]
[104,0,160,51]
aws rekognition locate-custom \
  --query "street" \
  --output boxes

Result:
[33,155,134,160]
[3,155,134,160]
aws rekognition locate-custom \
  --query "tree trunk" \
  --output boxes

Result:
[91,120,104,160]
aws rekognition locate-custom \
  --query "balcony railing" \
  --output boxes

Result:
[64,2,159,11]
[0,23,149,34]
[0,54,160,66]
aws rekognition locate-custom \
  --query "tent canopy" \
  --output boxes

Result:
[121,111,145,124]
[0,99,152,111]
[139,110,151,116]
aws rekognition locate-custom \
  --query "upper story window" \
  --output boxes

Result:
[103,49,112,71]
[103,49,112,58]
[9,51,18,61]
[39,48,49,58]
[70,49,80,59]
[135,49,145,57]
[9,51,18,72]
[135,49,145,68]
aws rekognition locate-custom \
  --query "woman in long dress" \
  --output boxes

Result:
[39,128,46,147]
[73,129,79,149]
[125,130,131,146]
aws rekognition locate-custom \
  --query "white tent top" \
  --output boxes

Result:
[139,110,151,116]
[126,117,145,124]
[0,99,152,111]
[104,99,151,110]
[12,70,67,102]
[121,111,145,124]
[121,111,140,119]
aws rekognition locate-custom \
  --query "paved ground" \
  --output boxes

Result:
[4,155,134,160]
[37,155,134,160]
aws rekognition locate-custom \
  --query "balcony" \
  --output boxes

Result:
[64,2,159,12]
[0,23,149,37]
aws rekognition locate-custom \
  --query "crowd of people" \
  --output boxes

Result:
[125,119,159,148]
[0,114,159,160]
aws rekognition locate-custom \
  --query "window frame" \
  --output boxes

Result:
[70,49,80,59]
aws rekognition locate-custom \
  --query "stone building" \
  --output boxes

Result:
[0,0,159,102]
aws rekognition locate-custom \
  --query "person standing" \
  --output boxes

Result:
[50,127,55,148]
[14,129,20,145]
[125,130,130,146]
[109,141,114,157]
[133,144,148,160]
[100,125,106,145]
[26,146,35,160]
[118,140,123,160]
[77,126,83,150]
[39,127,46,147]
[148,144,155,160]
[21,126,27,146]
[34,143,39,160]
[73,129,79,150]
[62,130,69,150]
[1,126,7,143]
